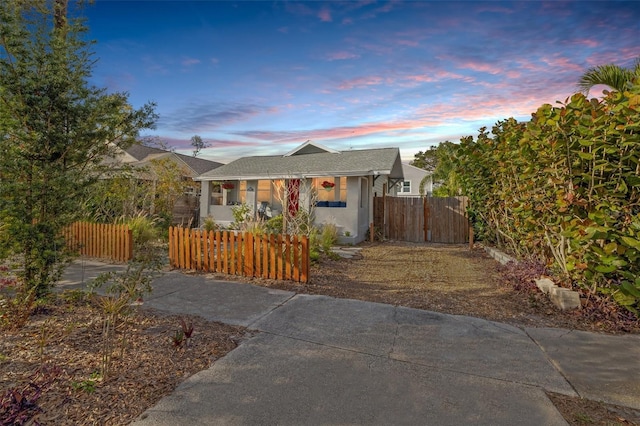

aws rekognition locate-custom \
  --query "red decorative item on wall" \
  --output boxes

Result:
[321,180,335,191]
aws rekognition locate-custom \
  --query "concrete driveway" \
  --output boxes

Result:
[59,261,640,425]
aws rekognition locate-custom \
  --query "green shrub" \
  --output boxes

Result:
[230,204,252,230]
[265,215,283,234]
[202,216,218,232]
[320,223,338,252]
[457,82,640,313]
[122,214,159,248]
[245,220,267,235]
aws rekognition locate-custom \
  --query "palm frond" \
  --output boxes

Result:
[577,64,635,95]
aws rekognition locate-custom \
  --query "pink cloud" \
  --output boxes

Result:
[404,70,474,86]
[337,75,386,90]
[540,56,583,72]
[236,120,428,143]
[571,38,599,48]
[459,61,502,75]
[318,8,332,22]
[326,51,360,61]
[515,59,545,72]
[585,50,639,67]
[397,39,419,47]
[405,74,438,84]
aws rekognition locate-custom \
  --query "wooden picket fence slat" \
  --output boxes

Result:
[63,221,133,262]
[168,227,310,283]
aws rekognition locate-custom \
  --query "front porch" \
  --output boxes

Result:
[199,176,369,243]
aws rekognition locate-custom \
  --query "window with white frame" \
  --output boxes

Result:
[398,180,411,193]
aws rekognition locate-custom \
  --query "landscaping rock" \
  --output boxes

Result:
[484,248,581,311]
[534,278,580,310]
[535,278,555,295]
[549,287,581,311]
[483,246,516,265]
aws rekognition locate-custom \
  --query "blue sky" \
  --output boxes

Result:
[82,1,640,163]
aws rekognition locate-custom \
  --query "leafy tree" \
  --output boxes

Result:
[411,146,438,172]
[412,141,462,196]
[191,134,209,157]
[82,164,150,222]
[83,156,190,226]
[577,57,640,95]
[0,0,157,297]
[432,141,462,197]
[147,157,190,221]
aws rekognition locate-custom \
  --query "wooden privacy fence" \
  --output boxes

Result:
[168,227,310,283]
[64,222,133,262]
[374,196,470,244]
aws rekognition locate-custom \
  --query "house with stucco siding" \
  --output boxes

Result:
[195,141,404,244]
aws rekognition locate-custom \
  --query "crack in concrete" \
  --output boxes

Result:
[524,328,580,398]
[388,307,400,359]
[246,292,297,329]
[249,330,568,395]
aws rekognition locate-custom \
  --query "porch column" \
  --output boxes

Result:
[199,180,211,224]
[298,179,312,212]
[368,175,374,235]
[246,180,258,219]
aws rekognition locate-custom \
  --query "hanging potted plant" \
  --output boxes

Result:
[321,180,335,191]
[221,182,235,191]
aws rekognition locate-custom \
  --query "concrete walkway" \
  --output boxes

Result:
[59,261,640,425]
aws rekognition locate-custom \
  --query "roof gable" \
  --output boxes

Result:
[284,140,339,156]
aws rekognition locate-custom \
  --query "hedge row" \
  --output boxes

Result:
[457,83,640,313]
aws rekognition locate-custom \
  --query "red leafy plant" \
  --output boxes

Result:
[498,259,549,293]
[1,364,62,425]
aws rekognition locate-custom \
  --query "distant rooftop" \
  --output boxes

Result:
[124,144,223,176]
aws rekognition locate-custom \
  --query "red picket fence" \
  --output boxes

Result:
[168,227,309,283]
[64,222,133,262]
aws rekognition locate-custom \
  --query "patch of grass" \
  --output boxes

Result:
[573,412,594,423]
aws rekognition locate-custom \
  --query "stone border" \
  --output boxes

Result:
[534,278,581,311]
[483,246,516,265]
[484,245,581,311]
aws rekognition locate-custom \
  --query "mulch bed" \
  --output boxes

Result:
[1,293,247,425]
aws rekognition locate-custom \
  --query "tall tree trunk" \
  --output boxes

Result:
[54,0,68,30]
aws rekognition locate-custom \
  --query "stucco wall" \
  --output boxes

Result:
[397,164,432,197]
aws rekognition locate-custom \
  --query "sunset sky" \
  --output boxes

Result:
[82,1,640,163]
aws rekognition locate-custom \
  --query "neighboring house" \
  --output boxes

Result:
[196,140,404,244]
[108,144,223,225]
[396,163,433,197]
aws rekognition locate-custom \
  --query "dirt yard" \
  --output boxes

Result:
[256,241,638,334]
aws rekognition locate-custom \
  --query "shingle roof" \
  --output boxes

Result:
[124,145,223,176]
[196,147,403,181]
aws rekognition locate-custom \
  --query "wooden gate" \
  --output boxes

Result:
[373,196,470,243]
